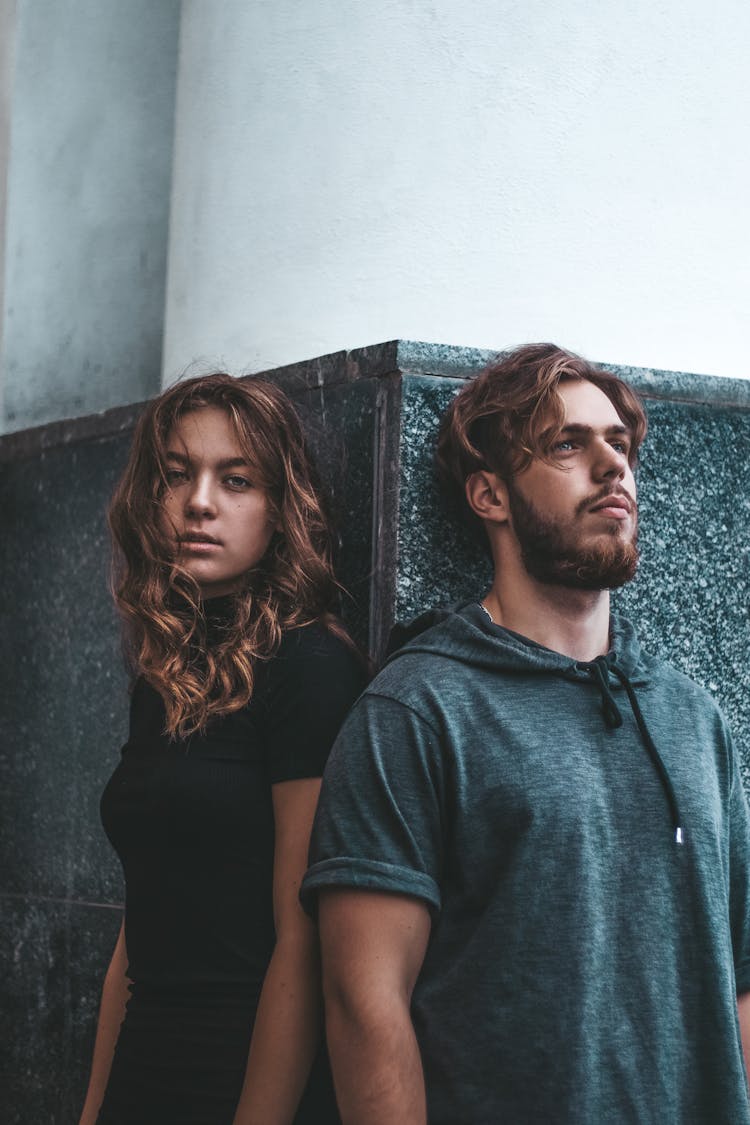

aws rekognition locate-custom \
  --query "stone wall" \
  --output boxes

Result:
[1,341,748,1120]
[393,350,750,779]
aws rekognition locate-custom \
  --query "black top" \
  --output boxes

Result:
[98,617,364,1122]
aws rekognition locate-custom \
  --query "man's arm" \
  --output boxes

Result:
[319,889,432,1125]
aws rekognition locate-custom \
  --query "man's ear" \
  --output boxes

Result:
[465,471,510,525]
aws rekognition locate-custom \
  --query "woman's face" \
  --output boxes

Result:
[160,406,277,598]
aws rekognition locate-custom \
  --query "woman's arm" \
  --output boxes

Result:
[79,919,131,1125]
[232,778,325,1125]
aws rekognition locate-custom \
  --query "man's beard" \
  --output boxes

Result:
[506,480,639,590]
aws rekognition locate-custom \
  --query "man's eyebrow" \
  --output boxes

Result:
[559,423,631,436]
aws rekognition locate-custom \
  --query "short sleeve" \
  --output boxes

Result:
[259,624,365,785]
[300,691,445,915]
[727,732,750,994]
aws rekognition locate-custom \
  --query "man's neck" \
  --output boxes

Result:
[482,573,612,662]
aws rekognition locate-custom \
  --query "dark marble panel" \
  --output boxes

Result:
[0,895,123,1125]
[395,375,750,777]
[0,433,131,904]
[288,378,379,650]
[251,348,351,396]
[0,376,379,1124]
[0,375,377,913]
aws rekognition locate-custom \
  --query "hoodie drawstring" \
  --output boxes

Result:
[591,658,623,730]
[591,656,685,847]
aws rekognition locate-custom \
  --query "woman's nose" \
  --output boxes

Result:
[185,474,217,517]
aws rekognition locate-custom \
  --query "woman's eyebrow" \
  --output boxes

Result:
[164,451,250,470]
[216,457,251,470]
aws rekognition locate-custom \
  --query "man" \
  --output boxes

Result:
[300,344,750,1123]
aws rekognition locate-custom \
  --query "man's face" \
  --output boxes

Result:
[506,379,639,590]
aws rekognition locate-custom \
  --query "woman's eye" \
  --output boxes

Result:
[225,475,252,489]
[165,468,187,484]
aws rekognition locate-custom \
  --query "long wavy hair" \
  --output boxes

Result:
[109,373,346,738]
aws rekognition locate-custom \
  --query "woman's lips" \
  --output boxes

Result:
[180,534,222,552]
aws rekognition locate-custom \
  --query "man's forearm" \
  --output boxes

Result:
[326,997,427,1125]
[318,889,432,1122]
[738,991,750,1085]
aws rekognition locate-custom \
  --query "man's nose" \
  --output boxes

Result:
[593,441,627,481]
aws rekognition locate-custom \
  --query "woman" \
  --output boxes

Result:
[79,373,365,1124]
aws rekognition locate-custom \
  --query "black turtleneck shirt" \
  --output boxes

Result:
[98,616,364,1123]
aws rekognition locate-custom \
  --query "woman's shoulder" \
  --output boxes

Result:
[257,622,367,779]
[260,619,367,699]
[276,618,358,660]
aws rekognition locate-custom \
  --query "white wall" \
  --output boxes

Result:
[164,0,750,383]
[1,0,180,432]
[0,0,18,414]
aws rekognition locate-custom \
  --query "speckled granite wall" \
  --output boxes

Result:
[395,360,750,784]
[2,340,749,1120]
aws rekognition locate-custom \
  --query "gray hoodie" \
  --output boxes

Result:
[302,603,750,1124]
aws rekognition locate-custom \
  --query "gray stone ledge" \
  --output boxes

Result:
[603,363,750,409]
[0,345,381,462]
[2,340,749,463]
[394,341,750,409]
[0,399,147,464]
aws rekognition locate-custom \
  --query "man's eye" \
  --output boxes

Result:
[225,475,252,489]
[610,441,629,454]
[553,440,576,452]
[165,468,187,484]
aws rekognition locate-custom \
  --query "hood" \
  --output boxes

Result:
[386,602,648,685]
[386,602,682,845]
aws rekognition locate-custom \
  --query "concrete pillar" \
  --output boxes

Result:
[0,0,18,417]
[0,0,181,433]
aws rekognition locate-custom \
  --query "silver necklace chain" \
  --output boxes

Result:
[478,601,495,625]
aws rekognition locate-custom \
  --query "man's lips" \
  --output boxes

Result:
[588,494,632,519]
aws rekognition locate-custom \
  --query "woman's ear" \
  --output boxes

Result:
[465,471,510,526]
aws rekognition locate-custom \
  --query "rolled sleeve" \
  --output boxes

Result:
[300,692,445,916]
[728,731,750,994]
